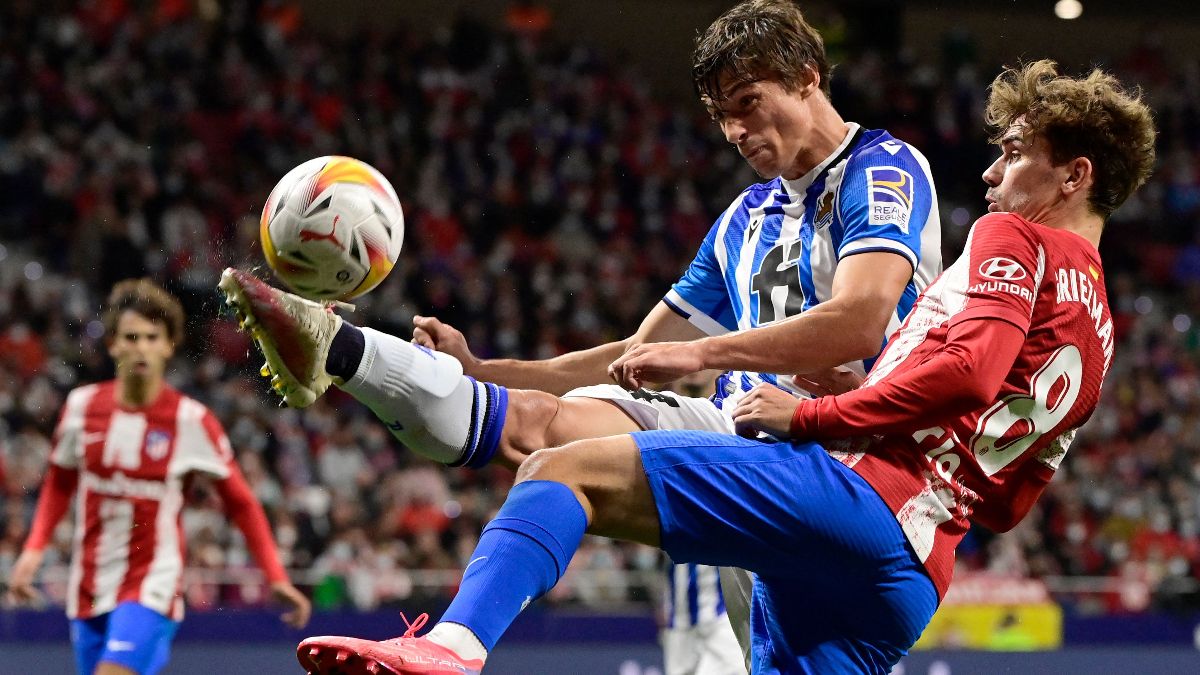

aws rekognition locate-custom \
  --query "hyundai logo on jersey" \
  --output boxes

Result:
[978,257,1028,281]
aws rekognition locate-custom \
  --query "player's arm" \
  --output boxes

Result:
[415,302,705,395]
[8,465,78,603]
[736,317,1026,439]
[609,251,910,387]
[214,466,311,628]
[735,213,1042,438]
[415,199,734,394]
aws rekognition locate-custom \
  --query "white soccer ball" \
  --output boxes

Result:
[259,156,404,301]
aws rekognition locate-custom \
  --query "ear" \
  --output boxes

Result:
[1061,156,1093,198]
[799,63,822,98]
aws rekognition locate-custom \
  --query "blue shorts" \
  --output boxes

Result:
[70,601,180,675]
[635,430,939,675]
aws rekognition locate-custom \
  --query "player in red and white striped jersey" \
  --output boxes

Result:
[733,61,1155,603]
[8,280,309,675]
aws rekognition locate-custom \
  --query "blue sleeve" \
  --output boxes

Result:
[665,217,738,336]
[834,142,936,270]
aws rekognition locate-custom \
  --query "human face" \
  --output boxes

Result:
[706,76,811,179]
[981,117,1070,221]
[107,310,175,384]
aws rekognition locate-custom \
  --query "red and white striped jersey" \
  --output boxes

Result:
[829,213,1112,597]
[49,381,234,620]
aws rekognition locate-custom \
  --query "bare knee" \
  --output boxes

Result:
[498,392,641,470]
[514,437,660,546]
[514,444,593,520]
[496,391,561,469]
[515,444,582,487]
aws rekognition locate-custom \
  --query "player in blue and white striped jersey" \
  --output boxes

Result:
[662,122,941,411]
[225,2,947,672]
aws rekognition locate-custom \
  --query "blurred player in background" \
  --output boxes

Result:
[288,59,1155,674]
[660,371,743,675]
[6,279,310,675]
[220,0,940,669]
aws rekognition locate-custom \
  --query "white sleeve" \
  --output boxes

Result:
[169,398,233,479]
[49,385,98,469]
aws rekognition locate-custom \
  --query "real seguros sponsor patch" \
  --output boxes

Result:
[866,166,914,233]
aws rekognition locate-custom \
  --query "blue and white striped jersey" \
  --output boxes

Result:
[666,562,726,629]
[664,124,941,408]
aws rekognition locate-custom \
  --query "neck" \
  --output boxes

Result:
[783,97,847,180]
[1035,204,1104,248]
[118,375,162,408]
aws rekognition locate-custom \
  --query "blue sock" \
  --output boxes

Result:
[439,480,587,649]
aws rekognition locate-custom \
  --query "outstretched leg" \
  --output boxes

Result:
[219,268,641,471]
[296,434,656,674]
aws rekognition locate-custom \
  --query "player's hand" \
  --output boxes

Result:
[6,549,45,605]
[793,366,863,397]
[412,316,479,371]
[731,384,801,438]
[271,581,312,629]
[608,341,705,390]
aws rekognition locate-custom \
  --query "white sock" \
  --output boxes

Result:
[425,622,488,663]
[339,327,506,467]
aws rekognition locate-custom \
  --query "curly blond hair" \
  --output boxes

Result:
[103,278,186,344]
[985,59,1157,219]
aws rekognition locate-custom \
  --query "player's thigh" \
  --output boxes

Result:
[507,383,729,466]
[97,602,179,675]
[634,430,907,576]
[517,433,660,546]
[71,615,109,675]
[499,390,642,466]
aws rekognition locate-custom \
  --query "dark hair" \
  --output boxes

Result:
[692,0,832,103]
[103,278,186,344]
[986,59,1157,219]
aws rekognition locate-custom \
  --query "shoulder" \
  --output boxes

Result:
[970,212,1042,242]
[165,389,219,429]
[965,213,1048,273]
[66,382,103,403]
[843,130,930,177]
[62,382,105,413]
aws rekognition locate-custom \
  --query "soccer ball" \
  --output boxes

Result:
[259,156,404,302]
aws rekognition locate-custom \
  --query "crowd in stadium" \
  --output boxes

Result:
[1,1,1199,615]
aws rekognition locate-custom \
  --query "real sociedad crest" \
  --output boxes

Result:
[814,191,835,230]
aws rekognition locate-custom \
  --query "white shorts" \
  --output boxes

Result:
[564,384,752,672]
[562,384,734,435]
[661,616,747,675]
